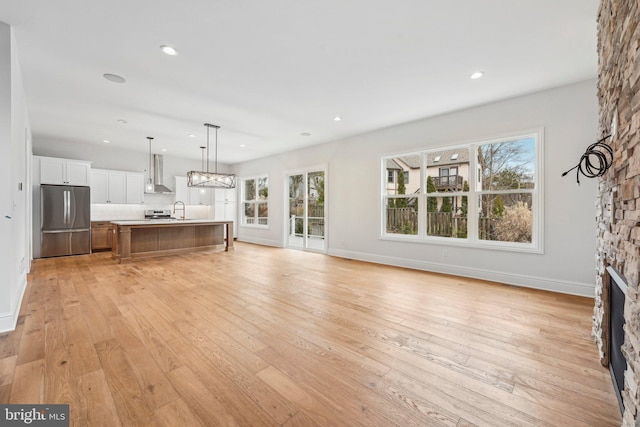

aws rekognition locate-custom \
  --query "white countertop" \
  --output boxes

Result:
[111,219,231,226]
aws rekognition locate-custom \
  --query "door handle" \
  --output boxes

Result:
[63,190,68,225]
[67,190,71,225]
[66,190,71,225]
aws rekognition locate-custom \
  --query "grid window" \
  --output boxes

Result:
[241,175,268,227]
[381,130,542,252]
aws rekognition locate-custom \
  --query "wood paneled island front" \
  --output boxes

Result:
[111,219,233,263]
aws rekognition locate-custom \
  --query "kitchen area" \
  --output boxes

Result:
[32,151,238,261]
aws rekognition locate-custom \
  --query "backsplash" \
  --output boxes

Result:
[91,193,212,221]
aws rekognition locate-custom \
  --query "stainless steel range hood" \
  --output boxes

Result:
[145,154,174,194]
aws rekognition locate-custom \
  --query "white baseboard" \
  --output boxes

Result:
[237,236,284,248]
[327,248,595,297]
[0,272,28,333]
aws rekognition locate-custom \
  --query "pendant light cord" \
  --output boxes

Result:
[215,126,218,174]
[147,136,154,185]
[206,125,210,174]
[203,123,221,175]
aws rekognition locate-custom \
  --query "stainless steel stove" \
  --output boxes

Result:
[144,209,175,220]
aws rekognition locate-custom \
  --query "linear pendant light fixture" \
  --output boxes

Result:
[187,123,236,188]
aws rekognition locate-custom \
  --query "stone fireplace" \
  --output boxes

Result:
[593,1,640,426]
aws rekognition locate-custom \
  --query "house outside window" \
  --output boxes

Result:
[382,129,543,253]
[242,175,268,227]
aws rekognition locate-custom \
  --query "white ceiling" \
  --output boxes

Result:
[0,0,599,165]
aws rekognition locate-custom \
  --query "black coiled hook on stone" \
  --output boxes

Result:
[562,134,613,184]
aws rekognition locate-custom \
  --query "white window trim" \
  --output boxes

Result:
[380,128,544,254]
[240,174,269,229]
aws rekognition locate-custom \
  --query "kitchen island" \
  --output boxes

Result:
[110,219,233,263]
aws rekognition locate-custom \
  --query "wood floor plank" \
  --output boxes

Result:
[154,398,206,427]
[0,244,621,426]
[0,384,10,404]
[0,355,17,387]
[116,304,182,374]
[43,320,76,406]
[15,301,45,365]
[63,303,102,378]
[108,315,179,409]
[75,369,122,427]
[94,338,155,426]
[257,334,456,427]
[74,283,114,344]
[166,365,239,427]
[256,366,321,415]
[167,332,295,425]
[0,316,25,360]
[281,410,323,427]
[9,359,44,404]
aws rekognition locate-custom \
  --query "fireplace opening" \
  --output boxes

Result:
[607,266,627,414]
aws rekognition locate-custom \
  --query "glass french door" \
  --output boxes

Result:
[287,169,326,252]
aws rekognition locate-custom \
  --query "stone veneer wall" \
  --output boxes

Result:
[594,1,640,425]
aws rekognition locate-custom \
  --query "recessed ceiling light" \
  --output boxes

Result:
[240,144,246,148]
[160,45,179,56]
[103,73,126,84]
[470,71,484,80]
[103,139,110,144]
[161,148,167,152]
[333,116,342,121]
[301,132,311,137]
[188,134,196,138]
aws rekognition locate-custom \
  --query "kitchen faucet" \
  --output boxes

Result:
[173,201,186,220]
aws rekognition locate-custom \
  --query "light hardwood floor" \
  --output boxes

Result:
[0,242,622,426]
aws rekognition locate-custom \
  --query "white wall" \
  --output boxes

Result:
[0,22,32,332]
[233,80,599,296]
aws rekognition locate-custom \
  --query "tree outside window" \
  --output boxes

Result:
[478,138,535,243]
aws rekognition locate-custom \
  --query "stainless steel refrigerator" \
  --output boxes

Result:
[41,185,91,257]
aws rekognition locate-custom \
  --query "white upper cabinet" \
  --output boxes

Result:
[214,188,237,203]
[174,176,188,205]
[91,169,144,204]
[126,172,145,204]
[174,176,213,206]
[90,171,109,203]
[189,186,212,206]
[39,157,91,186]
[91,169,126,203]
